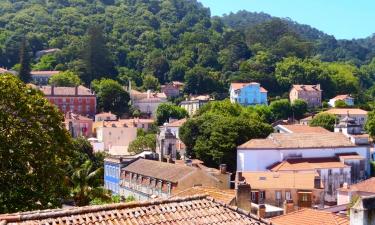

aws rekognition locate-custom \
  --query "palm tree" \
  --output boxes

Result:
[67,160,111,206]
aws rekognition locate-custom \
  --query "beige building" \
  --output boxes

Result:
[324,108,368,128]
[94,112,117,122]
[180,95,212,116]
[95,118,154,155]
[130,90,168,118]
[289,84,322,108]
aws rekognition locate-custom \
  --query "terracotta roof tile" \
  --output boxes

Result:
[168,118,187,127]
[277,125,330,133]
[0,196,268,225]
[122,159,196,183]
[269,157,349,172]
[270,208,349,225]
[292,84,322,92]
[338,177,375,193]
[238,133,355,149]
[242,171,318,189]
[230,82,268,92]
[101,119,154,128]
[331,95,353,101]
[172,187,236,205]
[324,108,368,115]
[37,85,95,96]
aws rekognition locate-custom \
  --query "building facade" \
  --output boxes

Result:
[31,71,60,85]
[324,108,368,128]
[329,94,354,107]
[230,82,268,106]
[130,90,168,118]
[180,95,211,116]
[119,158,231,201]
[36,85,96,117]
[289,84,322,108]
[64,112,93,138]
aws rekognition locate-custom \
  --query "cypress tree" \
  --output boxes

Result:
[18,37,31,83]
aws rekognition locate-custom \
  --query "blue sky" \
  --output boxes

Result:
[198,0,374,40]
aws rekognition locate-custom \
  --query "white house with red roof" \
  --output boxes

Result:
[229,82,268,106]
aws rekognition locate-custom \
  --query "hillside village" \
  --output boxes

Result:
[1,0,375,224]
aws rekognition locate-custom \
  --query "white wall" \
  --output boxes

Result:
[97,127,138,151]
[237,147,369,172]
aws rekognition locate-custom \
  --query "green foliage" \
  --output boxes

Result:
[18,38,31,83]
[90,194,120,206]
[269,99,292,120]
[291,99,308,120]
[179,100,273,171]
[48,71,81,87]
[67,160,111,207]
[33,54,58,71]
[91,79,130,116]
[365,111,375,138]
[128,134,156,154]
[0,74,73,213]
[334,100,349,108]
[310,113,337,131]
[156,103,188,126]
[142,74,160,91]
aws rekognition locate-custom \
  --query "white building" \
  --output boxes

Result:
[328,94,354,107]
[180,95,212,116]
[274,124,330,134]
[237,132,370,174]
[130,90,167,118]
[323,108,368,128]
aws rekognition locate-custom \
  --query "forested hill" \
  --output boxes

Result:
[0,0,374,104]
[221,10,375,64]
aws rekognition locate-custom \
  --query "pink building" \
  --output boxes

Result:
[65,112,93,138]
[289,84,322,108]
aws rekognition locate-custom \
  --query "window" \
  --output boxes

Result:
[78,98,82,103]
[260,191,265,200]
[276,191,281,200]
[251,192,256,201]
[285,191,291,200]
[328,169,332,176]
[301,193,308,202]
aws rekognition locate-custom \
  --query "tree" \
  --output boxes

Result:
[142,74,160,91]
[81,25,116,84]
[67,160,111,206]
[291,99,308,120]
[18,37,31,83]
[91,79,130,116]
[365,111,375,138]
[33,54,58,71]
[0,74,73,213]
[128,134,156,154]
[269,99,292,120]
[310,113,337,131]
[335,100,349,108]
[156,103,188,126]
[49,71,81,87]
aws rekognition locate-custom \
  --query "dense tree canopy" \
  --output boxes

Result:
[48,71,81,87]
[155,103,188,126]
[310,113,337,131]
[0,75,73,213]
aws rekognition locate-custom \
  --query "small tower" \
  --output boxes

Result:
[156,126,177,162]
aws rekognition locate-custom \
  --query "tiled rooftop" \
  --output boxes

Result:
[172,186,236,205]
[331,94,352,100]
[0,196,268,225]
[101,119,154,128]
[230,82,268,92]
[292,84,321,92]
[238,133,355,149]
[167,118,187,127]
[324,108,368,115]
[122,159,196,183]
[277,124,330,133]
[269,157,349,171]
[270,208,349,225]
[31,71,60,76]
[338,177,375,193]
[37,85,95,96]
[242,171,317,189]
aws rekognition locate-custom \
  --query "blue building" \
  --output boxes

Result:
[104,156,136,195]
[229,82,267,106]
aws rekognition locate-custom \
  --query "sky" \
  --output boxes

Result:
[198,0,374,40]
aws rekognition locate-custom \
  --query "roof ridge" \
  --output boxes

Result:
[0,195,210,223]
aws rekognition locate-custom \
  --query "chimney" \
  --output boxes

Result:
[257,204,266,218]
[219,164,227,174]
[350,195,375,225]
[235,172,251,211]
[75,86,78,96]
[51,85,54,96]
[147,90,151,99]
[283,200,295,214]
[316,84,321,90]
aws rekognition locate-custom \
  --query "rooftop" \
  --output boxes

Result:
[172,186,235,205]
[270,208,349,225]
[292,84,321,92]
[95,112,117,117]
[99,119,154,128]
[65,112,92,121]
[31,71,60,76]
[0,195,268,225]
[167,118,187,127]
[230,82,268,92]
[37,85,95,96]
[242,171,318,189]
[276,124,330,133]
[238,133,356,149]
[122,159,196,183]
[338,177,375,193]
[324,108,368,115]
[269,157,349,172]
[331,94,353,100]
